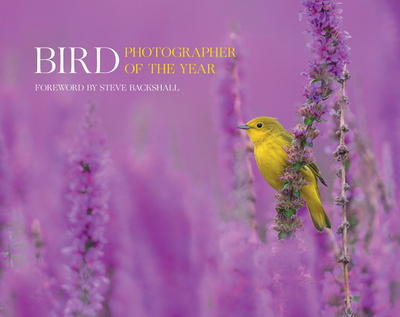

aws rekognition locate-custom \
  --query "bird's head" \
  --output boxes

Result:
[237,117,282,146]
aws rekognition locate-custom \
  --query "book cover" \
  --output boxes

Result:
[0,0,399,316]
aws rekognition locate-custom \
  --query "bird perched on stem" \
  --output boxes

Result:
[237,117,331,232]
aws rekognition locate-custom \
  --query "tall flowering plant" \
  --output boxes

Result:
[300,0,352,314]
[272,0,350,238]
[213,32,257,232]
[62,105,110,317]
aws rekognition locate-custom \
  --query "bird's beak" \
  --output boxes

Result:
[237,124,251,130]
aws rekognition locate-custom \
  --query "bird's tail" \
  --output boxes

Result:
[306,199,332,232]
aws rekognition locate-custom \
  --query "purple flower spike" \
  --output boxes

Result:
[274,0,350,238]
[62,105,110,317]
[300,0,350,80]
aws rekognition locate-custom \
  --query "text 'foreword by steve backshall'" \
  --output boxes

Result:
[34,84,180,92]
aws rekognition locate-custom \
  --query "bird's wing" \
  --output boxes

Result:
[278,129,294,144]
[306,162,328,187]
[279,128,328,187]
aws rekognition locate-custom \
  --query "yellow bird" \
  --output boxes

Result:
[237,117,331,232]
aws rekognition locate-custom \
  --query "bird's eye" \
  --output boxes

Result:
[257,123,263,128]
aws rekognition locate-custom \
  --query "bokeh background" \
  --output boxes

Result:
[0,0,399,316]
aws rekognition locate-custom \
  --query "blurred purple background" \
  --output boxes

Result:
[1,0,399,316]
[2,0,399,188]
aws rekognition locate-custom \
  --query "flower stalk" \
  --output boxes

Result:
[229,32,257,232]
[333,66,351,310]
[273,0,350,239]
[63,105,110,317]
[299,3,352,312]
[214,31,258,232]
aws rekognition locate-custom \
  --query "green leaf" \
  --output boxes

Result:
[293,190,301,199]
[303,99,313,105]
[302,139,313,147]
[293,162,303,172]
[348,216,356,226]
[283,209,296,218]
[311,79,319,84]
[85,240,96,251]
[351,296,360,303]
[304,117,314,125]
[278,232,288,240]
[281,182,290,191]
